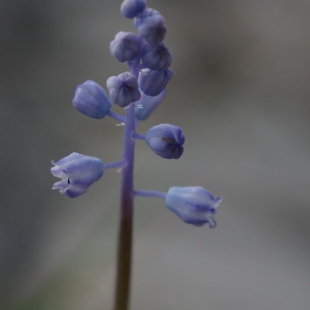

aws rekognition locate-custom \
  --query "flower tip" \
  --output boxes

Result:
[215,197,223,206]
[206,217,217,229]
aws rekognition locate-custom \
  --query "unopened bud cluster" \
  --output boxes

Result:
[51,0,222,228]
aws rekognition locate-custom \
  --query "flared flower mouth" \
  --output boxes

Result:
[165,186,222,228]
[51,153,104,198]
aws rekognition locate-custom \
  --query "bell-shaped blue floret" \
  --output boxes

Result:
[121,0,146,19]
[135,8,167,43]
[110,32,142,63]
[138,68,173,96]
[141,43,172,70]
[135,89,166,120]
[165,187,222,228]
[146,123,185,159]
[72,80,111,119]
[51,153,104,198]
[107,72,141,108]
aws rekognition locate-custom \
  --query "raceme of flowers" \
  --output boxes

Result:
[51,0,222,228]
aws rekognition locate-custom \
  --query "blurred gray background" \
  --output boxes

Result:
[1,0,310,309]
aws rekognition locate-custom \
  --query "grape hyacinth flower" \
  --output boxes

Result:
[141,42,172,70]
[72,80,111,119]
[107,72,141,108]
[51,1,222,310]
[51,153,104,198]
[146,123,185,159]
[110,32,142,63]
[138,67,173,96]
[134,8,167,43]
[165,187,222,228]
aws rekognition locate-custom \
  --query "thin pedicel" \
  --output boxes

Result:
[50,1,222,310]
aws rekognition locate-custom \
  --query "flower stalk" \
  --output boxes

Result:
[113,103,136,310]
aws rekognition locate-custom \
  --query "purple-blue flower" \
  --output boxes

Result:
[135,89,166,120]
[51,153,104,198]
[146,123,185,159]
[165,187,222,228]
[121,0,146,19]
[138,68,173,96]
[141,43,172,70]
[134,8,162,28]
[135,8,167,43]
[72,80,111,119]
[110,32,142,63]
[107,72,141,108]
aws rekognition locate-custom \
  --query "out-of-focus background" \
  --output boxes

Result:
[1,0,310,309]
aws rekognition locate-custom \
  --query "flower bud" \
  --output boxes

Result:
[51,153,104,198]
[121,0,146,19]
[134,8,161,28]
[135,89,166,120]
[138,68,173,96]
[135,8,167,43]
[107,72,141,108]
[165,187,222,228]
[146,123,185,159]
[141,43,172,70]
[72,80,112,119]
[110,32,142,63]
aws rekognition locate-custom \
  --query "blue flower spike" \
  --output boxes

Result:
[110,32,142,63]
[51,2,223,309]
[138,68,173,96]
[146,123,185,159]
[165,187,222,228]
[135,88,166,120]
[72,80,112,119]
[141,42,172,70]
[107,72,141,108]
[51,153,104,198]
[121,0,146,19]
